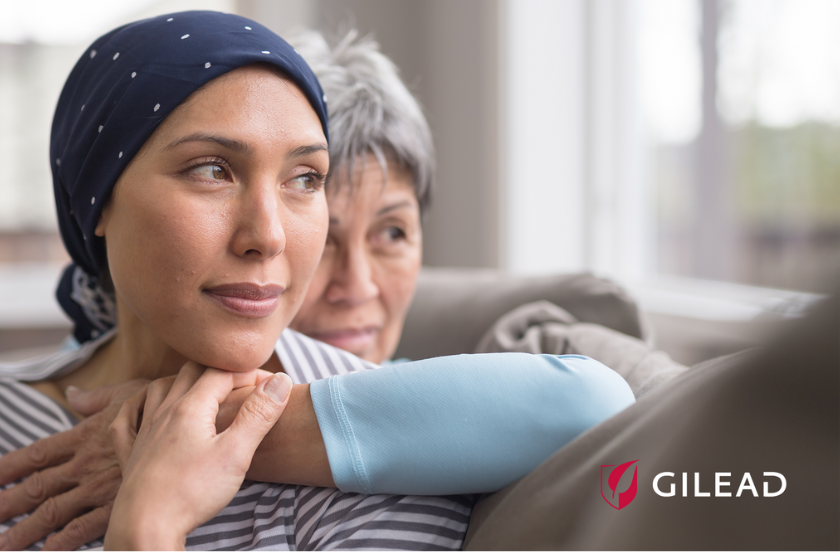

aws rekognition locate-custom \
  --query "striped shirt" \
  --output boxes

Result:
[0,329,474,550]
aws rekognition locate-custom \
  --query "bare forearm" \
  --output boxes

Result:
[216,384,335,487]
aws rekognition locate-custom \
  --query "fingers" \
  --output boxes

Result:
[66,379,150,417]
[142,377,177,420]
[111,389,147,470]
[162,361,206,405]
[0,466,75,525]
[0,485,94,551]
[42,503,111,551]
[189,368,275,407]
[0,435,74,486]
[222,374,292,459]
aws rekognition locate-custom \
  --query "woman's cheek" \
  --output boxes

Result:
[390,253,421,316]
[280,202,328,310]
[111,196,225,327]
[294,250,332,320]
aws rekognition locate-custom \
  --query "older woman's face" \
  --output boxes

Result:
[96,65,329,372]
[289,155,422,363]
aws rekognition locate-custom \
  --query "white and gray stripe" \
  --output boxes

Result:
[0,329,473,550]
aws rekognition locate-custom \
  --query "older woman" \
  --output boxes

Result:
[287,30,430,364]
[0,15,633,551]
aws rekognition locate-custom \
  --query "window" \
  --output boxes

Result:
[641,0,840,293]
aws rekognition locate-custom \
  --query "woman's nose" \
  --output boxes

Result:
[231,183,286,260]
[326,244,380,305]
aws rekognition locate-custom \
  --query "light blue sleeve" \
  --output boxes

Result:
[309,353,634,495]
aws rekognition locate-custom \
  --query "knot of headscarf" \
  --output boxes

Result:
[51,10,329,343]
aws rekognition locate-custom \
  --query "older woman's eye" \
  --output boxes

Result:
[380,226,407,242]
[190,164,227,181]
[386,227,406,241]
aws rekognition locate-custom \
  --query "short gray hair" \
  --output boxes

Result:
[289,30,434,216]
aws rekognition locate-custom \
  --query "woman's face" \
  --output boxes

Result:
[96,65,329,372]
[289,155,422,363]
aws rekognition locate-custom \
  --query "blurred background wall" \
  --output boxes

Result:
[1,0,837,362]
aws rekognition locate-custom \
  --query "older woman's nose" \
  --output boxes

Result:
[231,183,286,260]
[326,244,380,305]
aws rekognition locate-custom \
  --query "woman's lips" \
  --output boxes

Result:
[203,283,284,318]
[308,327,379,353]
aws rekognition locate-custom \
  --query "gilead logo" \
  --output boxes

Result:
[653,472,787,497]
[600,460,639,510]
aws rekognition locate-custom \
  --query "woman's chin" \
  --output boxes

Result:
[184,342,276,374]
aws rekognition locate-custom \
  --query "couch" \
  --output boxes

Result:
[401,268,839,550]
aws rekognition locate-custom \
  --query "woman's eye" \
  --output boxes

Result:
[286,174,317,191]
[379,226,407,242]
[190,164,227,181]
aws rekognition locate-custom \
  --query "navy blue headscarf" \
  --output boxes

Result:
[51,11,329,343]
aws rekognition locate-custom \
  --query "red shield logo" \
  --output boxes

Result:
[600,460,638,510]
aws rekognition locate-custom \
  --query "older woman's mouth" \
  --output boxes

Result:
[308,327,379,353]
[203,283,284,318]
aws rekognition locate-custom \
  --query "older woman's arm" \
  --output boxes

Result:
[215,383,336,487]
[237,353,634,494]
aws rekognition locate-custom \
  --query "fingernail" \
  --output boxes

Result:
[265,374,292,404]
[65,386,80,399]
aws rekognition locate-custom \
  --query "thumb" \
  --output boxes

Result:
[222,373,293,458]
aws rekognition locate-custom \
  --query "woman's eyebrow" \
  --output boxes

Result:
[376,201,413,216]
[287,144,328,158]
[163,133,253,154]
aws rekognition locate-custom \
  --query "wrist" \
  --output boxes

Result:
[106,494,187,550]
[105,520,185,551]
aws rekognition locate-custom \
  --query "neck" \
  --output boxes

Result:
[53,303,190,398]
[32,296,284,413]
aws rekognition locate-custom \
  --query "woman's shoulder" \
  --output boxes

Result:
[275,329,379,384]
[0,331,114,384]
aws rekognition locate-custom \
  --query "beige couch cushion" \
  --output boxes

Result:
[396,268,648,360]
